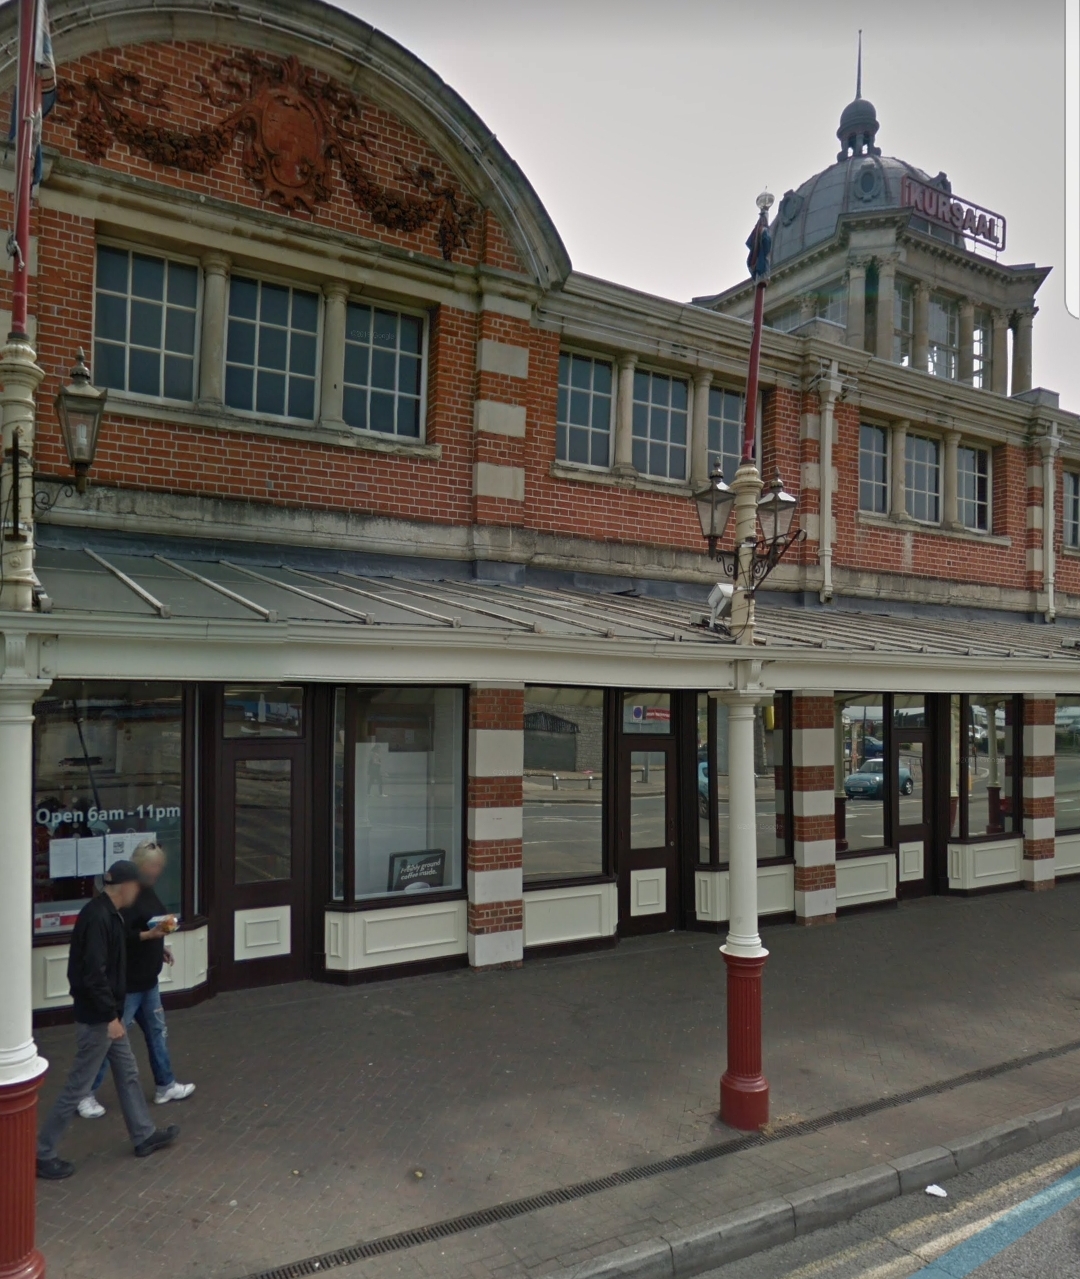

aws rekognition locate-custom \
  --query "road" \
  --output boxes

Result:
[700,1128,1080,1278]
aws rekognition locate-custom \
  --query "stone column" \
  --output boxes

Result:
[197,252,231,409]
[958,300,975,384]
[1012,308,1035,396]
[318,280,349,431]
[798,294,815,326]
[691,371,712,486]
[912,282,930,372]
[845,259,867,351]
[0,666,50,1279]
[612,353,637,478]
[891,419,909,520]
[0,339,45,613]
[719,691,769,1130]
[991,310,1010,395]
[943,429,961,528]
[875,257,896,361]
[1021,696,1055,891]
[791,695,836,925]
[467,685,524,967]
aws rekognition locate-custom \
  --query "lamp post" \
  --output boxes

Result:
[693,192,800,1133]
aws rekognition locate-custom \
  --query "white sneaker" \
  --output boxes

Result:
[77,1095,105,1119]
[154,1081,195,1104]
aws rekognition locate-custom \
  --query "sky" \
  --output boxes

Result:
[331,0,1078,410]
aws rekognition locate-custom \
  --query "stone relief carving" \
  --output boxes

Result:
[56,53,479,261]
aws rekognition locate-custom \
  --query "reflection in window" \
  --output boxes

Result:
[905,435,940,523]
[621,692,671,734]
[225,276,318,419]
[631,371,688,480]
[1065,473,1080,549]
[835,694,886,852]
[339,687,463,900]
[952,695,1017,839]
[1056,695,1080,833]
[928,293,959,379]
[893,280,914,367]
[333,689,345,900]
[630,750,667,850]
[32,682,184,932]
[223,686,303,738]
[523,687,604,881]
[708,697,786,863]
[859,424,888,514]
[972,309,993,389]
[707,386,744,482]
[957,446,989,531]
[234,758,292,883]
[697,694,710,861]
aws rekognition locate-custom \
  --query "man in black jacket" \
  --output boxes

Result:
[36,860,180,1180]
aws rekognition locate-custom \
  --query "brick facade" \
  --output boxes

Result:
[790,695,837,924]
[1022,696,1056,890]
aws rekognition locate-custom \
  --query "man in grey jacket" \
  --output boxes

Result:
[36,860,179,1180]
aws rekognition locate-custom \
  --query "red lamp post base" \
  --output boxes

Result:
[720,949,769,1131]
[0,1074,46,1279]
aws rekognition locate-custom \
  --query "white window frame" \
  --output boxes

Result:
[815,280,847,326]
[223,269,323,426]
[858,423,890,515]
[92,238,202,407]
[893,278,914,367]
[706,384,746,482]
[972,308,993,390]
[905,433,941,524]
[1065,472,1080,549]
[555,347,615,471]
[928,292,959,380]
[630,365,691,483]
[342,297,430,443]
[957,444,991,532]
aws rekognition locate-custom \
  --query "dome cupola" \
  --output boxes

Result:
[836,33,880,160]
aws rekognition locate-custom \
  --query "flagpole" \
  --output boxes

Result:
[10,0,39,340]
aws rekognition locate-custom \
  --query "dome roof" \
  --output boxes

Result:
[769,95,957,267]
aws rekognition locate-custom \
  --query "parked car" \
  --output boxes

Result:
[844,758,913,799]
[861,736,884,759]
[698,760,709,816]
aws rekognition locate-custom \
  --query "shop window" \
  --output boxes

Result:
[621,691,671,734]
[523,687,605,881]
[707,386,744,481]
[957,446,990,531]
[702,694,790,865]
[949,695,1021,839]
[225,276,318,420]
[905,434,940,523]
[94,244,198,401]
[835,693,886,853]
[631,371,688,481]
[223,685,302,737]
[1056,695,1080,833]
[859,424,889,514]
[1064,473,1080,549]
[343,303,424,438]
[33,682,184,935]
[557,353,612,468]
[332,686,463,901]
[893,279,914,367]
[972,309,992,389]
[928,293,959,379]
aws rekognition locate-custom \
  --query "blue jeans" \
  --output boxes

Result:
[90,984,175,1093]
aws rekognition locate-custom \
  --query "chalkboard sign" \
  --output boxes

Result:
[387,848,447,893]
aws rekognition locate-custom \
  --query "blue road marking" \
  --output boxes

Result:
[918,1163,1080,1276]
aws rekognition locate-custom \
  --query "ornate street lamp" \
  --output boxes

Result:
[53,350,107,494]
[693,461,737,553]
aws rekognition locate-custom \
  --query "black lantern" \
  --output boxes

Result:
[54,350,107,493]
[693,461,737,551]
[756,473,798,544]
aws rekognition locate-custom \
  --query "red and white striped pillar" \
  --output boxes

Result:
[791,694,837,925]
[1022,695,1056,891]
[467,684,524,968]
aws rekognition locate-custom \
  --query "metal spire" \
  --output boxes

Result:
[856,29,862,98]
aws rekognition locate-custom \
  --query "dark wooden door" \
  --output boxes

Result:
[896,726,933,898]
[212,686,310,989]
[617,737,678,934]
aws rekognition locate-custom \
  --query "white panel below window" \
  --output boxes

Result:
[695,866,795,923]
[324,900,467,971]
[836,855,897,908]
[629,868,666,916]
[898,841,924,882]
[947,838,1023,891]
[1056,833,1080,876]
[234,906,291,962]
[523,882,616,947]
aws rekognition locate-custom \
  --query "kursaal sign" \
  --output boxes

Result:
[900,176,1006,251]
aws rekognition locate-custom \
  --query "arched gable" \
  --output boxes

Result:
[0,0,571,288]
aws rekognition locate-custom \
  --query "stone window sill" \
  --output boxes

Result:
[105,396,442,460]
[1059,546,1080,559]
[857,511,1011,548]
[549,460,691,498]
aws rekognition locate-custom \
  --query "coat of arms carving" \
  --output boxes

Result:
[56,53,479,261]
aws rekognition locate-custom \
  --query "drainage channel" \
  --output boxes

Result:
[236,1035,1080,1279]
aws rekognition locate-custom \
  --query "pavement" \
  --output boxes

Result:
[32,882,1080,1279]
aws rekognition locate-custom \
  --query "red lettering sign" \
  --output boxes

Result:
[899,176,1005,251]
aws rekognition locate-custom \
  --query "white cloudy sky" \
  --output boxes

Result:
[333,0,1077,409]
